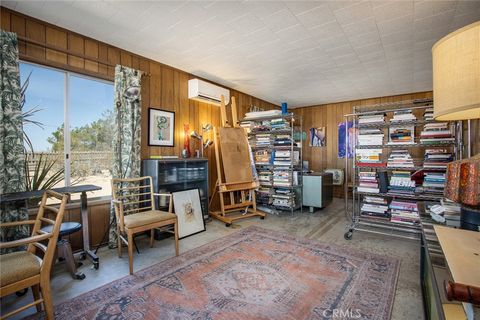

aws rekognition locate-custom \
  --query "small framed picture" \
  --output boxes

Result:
[148,108,175,147]
[172,189,206,239]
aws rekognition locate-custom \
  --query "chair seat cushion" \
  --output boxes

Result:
[123,210,176,229]
[0,251,42,287]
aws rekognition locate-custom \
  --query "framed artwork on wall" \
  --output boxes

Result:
[172,189,206,239]
[148,108,175,147]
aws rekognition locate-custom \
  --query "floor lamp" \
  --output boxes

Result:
[432,21,480,231]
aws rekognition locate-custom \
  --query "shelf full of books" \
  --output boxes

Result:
[241,112,302,215]
[344,98,462,241]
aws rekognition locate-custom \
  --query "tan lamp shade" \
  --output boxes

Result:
[432,21,480,120]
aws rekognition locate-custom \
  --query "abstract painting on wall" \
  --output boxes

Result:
[148,108,175,147]
[309,127,326,147]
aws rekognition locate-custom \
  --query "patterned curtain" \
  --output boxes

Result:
[109,65,142,247]
[0,30,29,251]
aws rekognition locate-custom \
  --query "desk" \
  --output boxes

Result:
[434,226,480,319]
[1,185,102,269]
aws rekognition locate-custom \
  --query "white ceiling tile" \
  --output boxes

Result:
[414,10,456,31]
[348,31,381,47]
[243,1,286,18]
[334,2,374,25]
[373,1,413,22]
[296,4,336,29]
[284,1,323,16]
[341,17,378,36]
[454,1,480,16]
[275,23,309,42]
[309,21,345,40]
[261,8,298,32]
[414,1,457,20]
[377,14,414,36]
[449,12,480,32]
[10,0,469,107]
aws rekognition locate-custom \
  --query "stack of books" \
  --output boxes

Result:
[254,133,273,147]
[420,123,454,144]
[274,135,296,147]
[390,109,416,122]
[423,108,434,121]
[387,150,414,168]
[356,149,385,167]
[358,129,384,145]
[360,196,389,219]
[257,169,272,187]
[251,121,271,132]
[254,150,271,165]
[388,125,414,144]
[358,113,385,124]
[423,149,453,169]
[272,189,295,209]
[422,172,446,194]
[240,121,253,133]
[389,200,420,225]
[357,171,379,193]
[273,150,299,166]
[388,171,416,195]
[256,187,273,205]
[270,118,289,131]
[272,169,291,187]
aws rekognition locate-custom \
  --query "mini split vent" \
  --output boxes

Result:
[188,79,230,106]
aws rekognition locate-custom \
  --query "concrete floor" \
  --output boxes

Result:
[1,198,424,319]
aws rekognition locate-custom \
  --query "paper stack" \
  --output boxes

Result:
[360,196,389,220]
[423,149,453,169]
[358,113,385,124]
[390,109,416,122]
[388,171,415,195]
[388,125,414,144]
[389,200,420,225]
[357,171,379,193]
[356,149,385,167]
[387,150,414,168]
[420,123,454,144]
[423,108,434,121]
[423,172,446,194]
[358,128,384,145]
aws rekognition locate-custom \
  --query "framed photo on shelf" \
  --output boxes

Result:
[172,189,205,239]
[148,108,175,147]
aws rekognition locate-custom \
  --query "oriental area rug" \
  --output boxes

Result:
[39,226,399,319]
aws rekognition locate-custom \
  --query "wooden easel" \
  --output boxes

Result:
[209,95,266,226]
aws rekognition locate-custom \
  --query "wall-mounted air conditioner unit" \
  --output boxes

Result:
[188,79,230,106]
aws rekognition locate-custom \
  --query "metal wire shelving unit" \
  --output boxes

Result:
[343,98,462,241]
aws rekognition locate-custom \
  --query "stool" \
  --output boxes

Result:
[41,222,86,280]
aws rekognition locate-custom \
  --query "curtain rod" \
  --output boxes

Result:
[17,35,150,77]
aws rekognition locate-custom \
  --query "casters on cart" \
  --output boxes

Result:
[344,229,353,240]
[93,261,99,270]
[226,223,232,227]
[260,216,265,220]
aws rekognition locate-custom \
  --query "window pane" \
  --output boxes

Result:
[20,62,66,191]
[69,75,114,199]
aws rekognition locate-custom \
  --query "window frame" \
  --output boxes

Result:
[20,60,114,198]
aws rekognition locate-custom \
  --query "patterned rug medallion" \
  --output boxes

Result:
[44,226,399,319]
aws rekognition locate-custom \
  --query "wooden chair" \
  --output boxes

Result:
[0,190,68,320]
[111,176,179,275]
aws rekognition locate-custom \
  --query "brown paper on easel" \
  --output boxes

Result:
[219,127,253,183]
